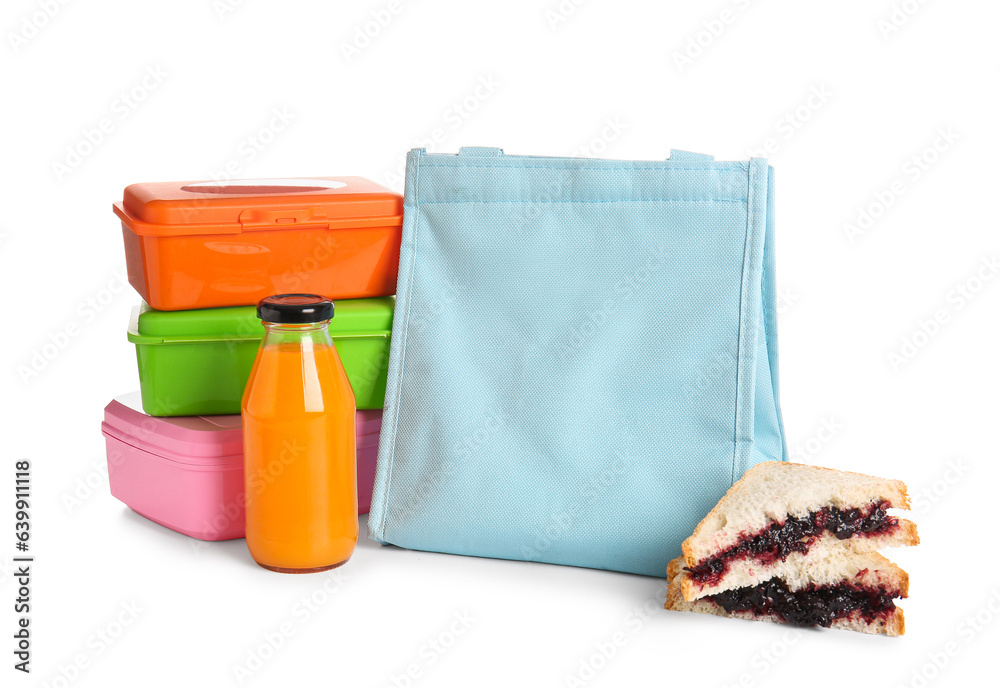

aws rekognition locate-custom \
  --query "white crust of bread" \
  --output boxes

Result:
[682,462,913,566]
[680,522,917,600]
[665,582,905,636]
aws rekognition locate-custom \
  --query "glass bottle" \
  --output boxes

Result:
[242,294,357,573]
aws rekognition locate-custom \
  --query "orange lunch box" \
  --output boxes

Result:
[114,177,404,311]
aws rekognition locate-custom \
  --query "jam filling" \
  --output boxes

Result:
[688,501,897,587]
[710,578,897,627]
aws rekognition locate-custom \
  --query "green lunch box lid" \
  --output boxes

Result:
[128,296,395,345]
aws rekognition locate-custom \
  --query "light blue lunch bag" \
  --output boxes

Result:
[368,147,787,577]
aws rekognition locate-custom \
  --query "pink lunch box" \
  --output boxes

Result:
[102,393,382,541]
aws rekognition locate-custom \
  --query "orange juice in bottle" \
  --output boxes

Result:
[242,294,358,573]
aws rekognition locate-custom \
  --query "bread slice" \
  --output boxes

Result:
[672,552,908,597]
[666,554,907,636]
[681,521,918,600]
[681,461,918,600]
[665,581,906,637]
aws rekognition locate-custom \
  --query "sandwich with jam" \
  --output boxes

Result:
[664,462,919,636]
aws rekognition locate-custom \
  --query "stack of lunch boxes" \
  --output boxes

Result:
[101,177,403,540]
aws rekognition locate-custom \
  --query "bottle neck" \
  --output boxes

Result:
[261,320,333,348]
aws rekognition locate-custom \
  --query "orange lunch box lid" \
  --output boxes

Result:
[113,177,403,237]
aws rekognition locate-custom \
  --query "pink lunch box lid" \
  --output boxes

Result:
[102,392,243,465]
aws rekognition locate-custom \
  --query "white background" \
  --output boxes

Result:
[2,1,998,686]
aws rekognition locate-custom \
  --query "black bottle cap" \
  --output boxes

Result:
[256,294,334,324]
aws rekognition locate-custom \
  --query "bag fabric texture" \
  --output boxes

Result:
[368,147,787,577]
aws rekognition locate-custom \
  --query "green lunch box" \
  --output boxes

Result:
[128,297,393,416]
